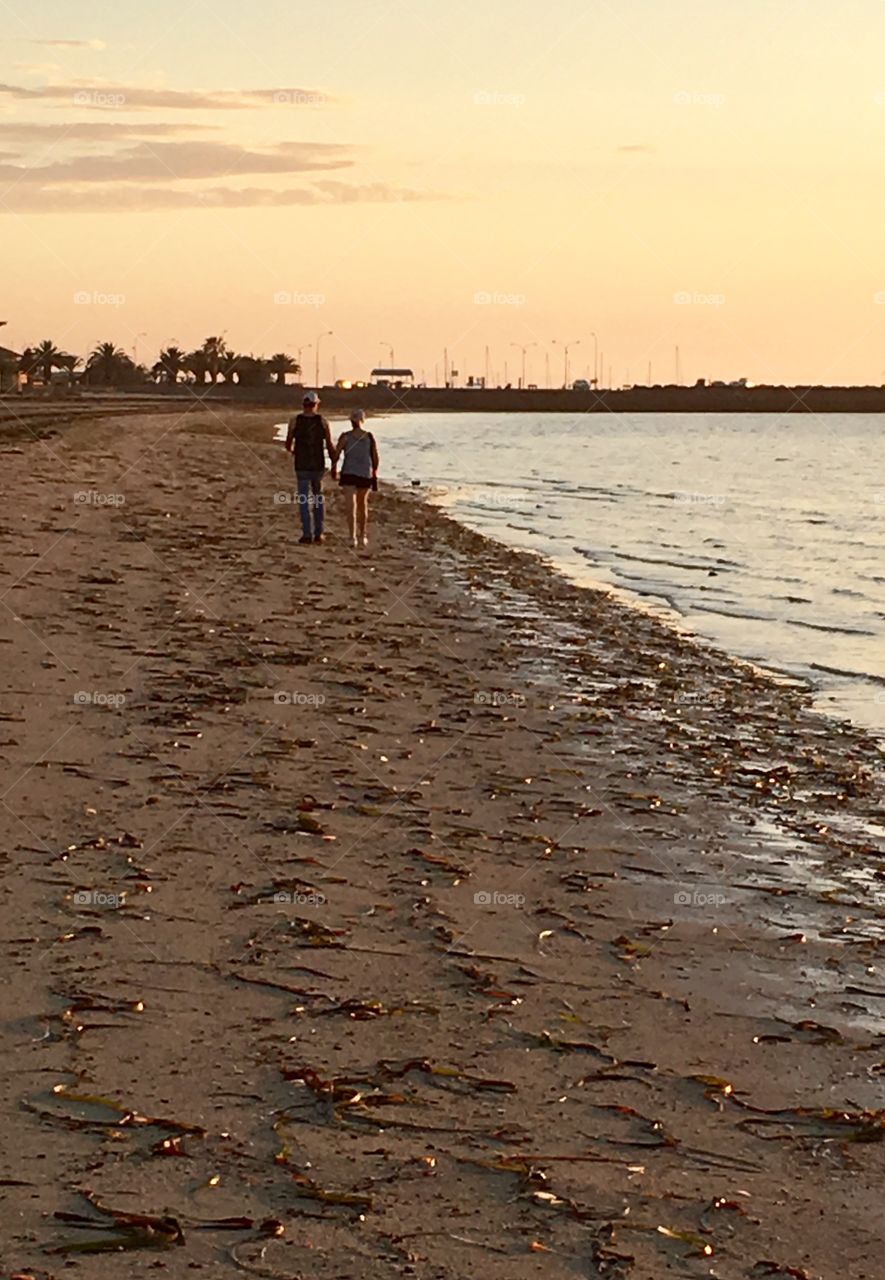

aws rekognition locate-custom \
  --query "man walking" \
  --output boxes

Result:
[284,391,337,544]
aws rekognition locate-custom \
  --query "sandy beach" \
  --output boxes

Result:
[2,406,884,1280]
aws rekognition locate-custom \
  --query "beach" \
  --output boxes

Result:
[1,406,884,1279]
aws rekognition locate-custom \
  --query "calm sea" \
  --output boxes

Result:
[372,411,885,739]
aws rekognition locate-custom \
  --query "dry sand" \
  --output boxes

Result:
[1,407,884,1280]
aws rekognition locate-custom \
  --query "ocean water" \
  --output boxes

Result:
[370,411,885,739]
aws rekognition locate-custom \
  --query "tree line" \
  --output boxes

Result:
[0,337,302,389]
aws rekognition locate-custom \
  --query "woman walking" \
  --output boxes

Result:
[335,409,379,549]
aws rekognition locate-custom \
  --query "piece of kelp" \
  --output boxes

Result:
[290,1171,374,1212]
[27,1084,206,1137]
[375,1059,517,1093]
[315,998,437,1020]
[50,1193,184,1255]
[690,1074,885,1142]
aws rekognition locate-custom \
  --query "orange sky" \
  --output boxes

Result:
[3,0,885,387]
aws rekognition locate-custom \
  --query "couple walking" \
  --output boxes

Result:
[284,391,379,548]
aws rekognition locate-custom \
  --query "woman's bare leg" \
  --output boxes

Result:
[345,490,357,544]
[356,490,370,545]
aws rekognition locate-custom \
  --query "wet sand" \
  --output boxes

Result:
[1,408,884,1280]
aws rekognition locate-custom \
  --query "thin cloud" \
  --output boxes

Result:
[0,181,439,212]
[0,139,353,186]
[0,81,334,110]
[616,144,655,153]
[0,121,217,141]
[32,39,107,50]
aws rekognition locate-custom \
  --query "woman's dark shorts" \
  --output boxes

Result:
[339,473,373,490]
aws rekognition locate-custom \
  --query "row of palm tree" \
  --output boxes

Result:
[0,337,303,390]
[153,339,300,388]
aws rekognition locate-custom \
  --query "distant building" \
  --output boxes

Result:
[370,367,414,388]
[0,344,21,392]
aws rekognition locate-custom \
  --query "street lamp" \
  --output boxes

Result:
[553,338,581,388]
[296,343,312,382]
[589,331,599,388]
[315,330,332,390]
[133,331,147,365]
[510,341,536,390]
[380,341,395,366]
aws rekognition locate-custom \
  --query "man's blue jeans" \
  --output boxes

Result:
[296,470,325,538]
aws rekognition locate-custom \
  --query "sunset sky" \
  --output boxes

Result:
[3,0,885,386]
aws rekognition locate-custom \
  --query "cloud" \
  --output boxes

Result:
[0,139,353,186]
[0,121,217,141]
[0,181,438,213]
[0,81,333,111]
[32,39,107,50]
[616,144,655,153]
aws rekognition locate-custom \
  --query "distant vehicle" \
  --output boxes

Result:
[572,379,591,391]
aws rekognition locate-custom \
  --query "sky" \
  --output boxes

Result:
[2,0,885,387]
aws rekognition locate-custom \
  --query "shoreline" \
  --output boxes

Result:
[401,482,885,746]
[1,408,884,1277]
[9,383,885,416]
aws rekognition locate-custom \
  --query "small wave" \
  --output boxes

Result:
[786,618,875,637]
[596,550,740,573]
[688,602,773,624]
[810,662,885,686]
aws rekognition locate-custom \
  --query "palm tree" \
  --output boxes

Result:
[33,339,62,384]
[86,341,134,386]
[266,352,300,386]
[156,346,186,384]
[200,335,228,384]
[231,354,270,388]
[56,353,81,385]
[185,349,210,385]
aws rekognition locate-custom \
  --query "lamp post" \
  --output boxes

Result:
[589,331,599,388]
[510,341,536,390]
[133,332,147,365]
[296,343,312,383]
[553,338,581,388]
[380,341,394,366]
[315,330,332,391]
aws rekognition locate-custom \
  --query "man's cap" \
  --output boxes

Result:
[303,390,319,404]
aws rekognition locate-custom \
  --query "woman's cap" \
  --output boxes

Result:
[303,390,319,404]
